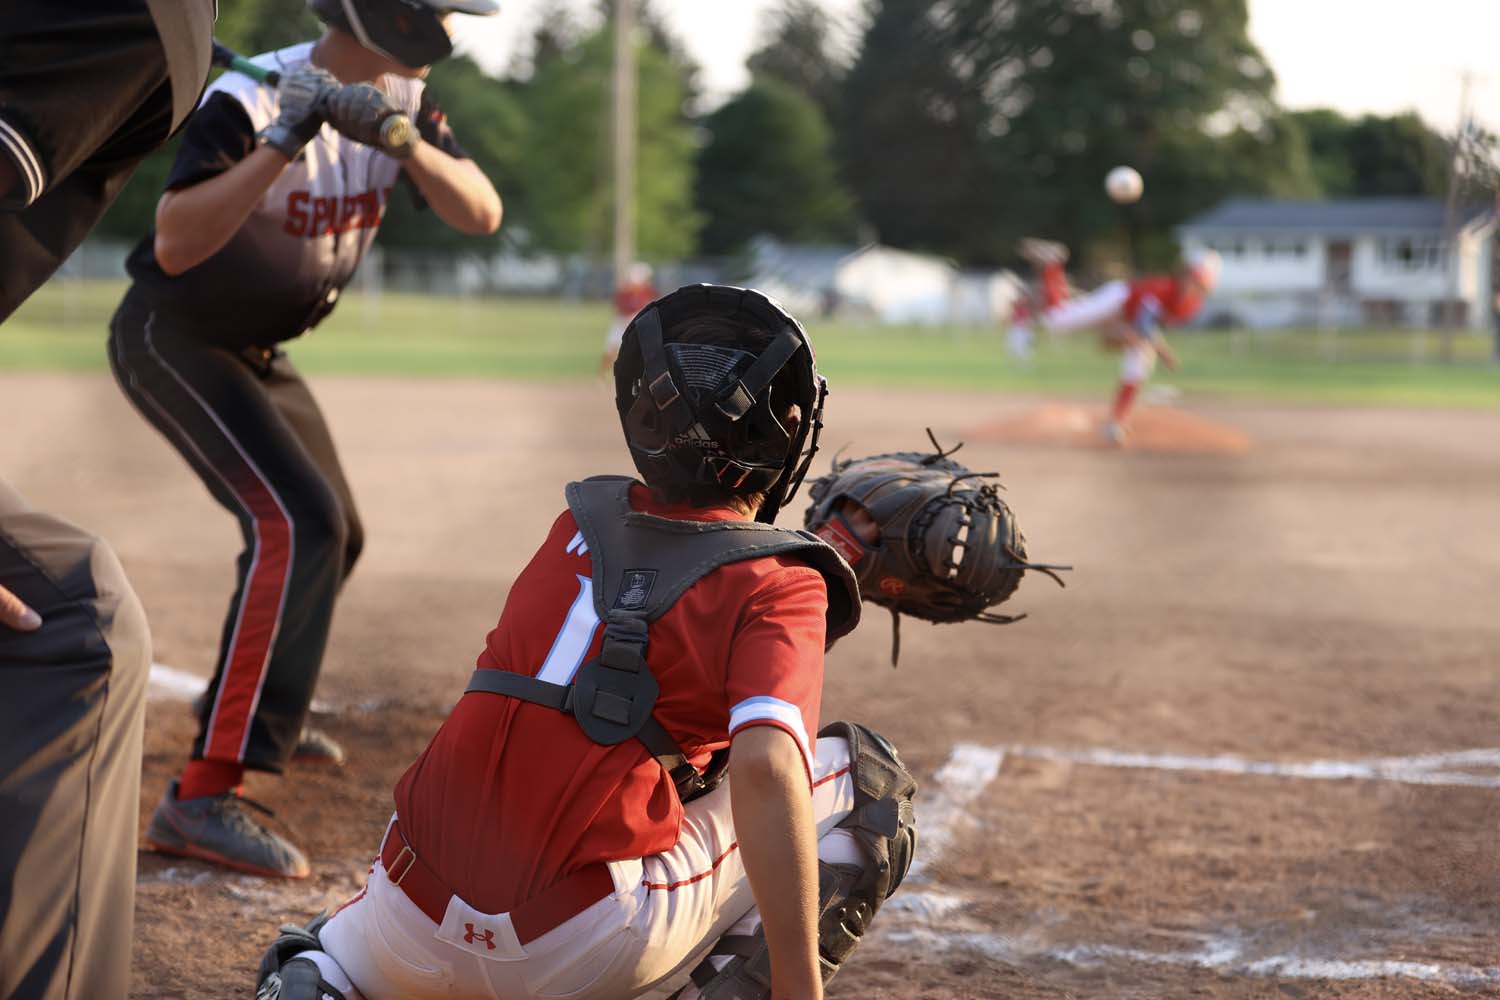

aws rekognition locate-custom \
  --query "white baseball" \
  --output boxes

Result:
[1105,166,1144,204]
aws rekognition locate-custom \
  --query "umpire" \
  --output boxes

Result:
[107,0,502,879]
[1,1,215,997]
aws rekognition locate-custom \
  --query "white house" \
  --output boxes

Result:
[1176,197,1498,329]
[746,236,1020,325]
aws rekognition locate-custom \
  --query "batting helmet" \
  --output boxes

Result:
[614,284,828,525]
[308,0,499,69]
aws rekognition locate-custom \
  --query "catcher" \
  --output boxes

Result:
[805,433,1069,664]
[255,285,919,1000]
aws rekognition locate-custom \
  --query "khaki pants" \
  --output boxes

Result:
[0,480,151,1000]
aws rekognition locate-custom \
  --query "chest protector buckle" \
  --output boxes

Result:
[570,617,657,746]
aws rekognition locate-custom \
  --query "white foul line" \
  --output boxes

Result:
[148,662,208,701]
[1008,744,1500,789]
[887,739,1500,986]
[887,924,1500,988]
[905,742,1004,880]
[149,662,335,714]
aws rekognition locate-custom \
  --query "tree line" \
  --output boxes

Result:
[96,0,1460,272]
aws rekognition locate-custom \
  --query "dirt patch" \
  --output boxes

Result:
[969,402,1252,455]
[2,374,1498,998]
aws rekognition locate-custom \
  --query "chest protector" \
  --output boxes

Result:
[466,477,861,802]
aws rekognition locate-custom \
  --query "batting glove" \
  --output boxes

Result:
[323,83,416,160]
[258,64,339,160]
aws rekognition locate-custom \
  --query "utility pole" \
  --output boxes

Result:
[611,0,638,290]
[1439,71,1473,363]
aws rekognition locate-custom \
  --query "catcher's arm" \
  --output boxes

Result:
[730,727,824,999]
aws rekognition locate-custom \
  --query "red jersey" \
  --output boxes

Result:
[1123,275,1203,327]
[393,485,829,914]
[614,281,657,318]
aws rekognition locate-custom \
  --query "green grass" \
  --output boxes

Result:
[7,278,1498,408]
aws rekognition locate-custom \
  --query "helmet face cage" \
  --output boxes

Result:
[615,285,826,524]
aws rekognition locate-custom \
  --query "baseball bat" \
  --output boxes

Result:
[211,41,280,86]
[209,41,414,156]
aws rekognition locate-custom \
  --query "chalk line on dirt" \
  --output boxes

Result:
[885,739,1500,986]
[1008,744,1500,789]
[905,743,1005,880]
[886,924,1500,987]
[150,662,336,714]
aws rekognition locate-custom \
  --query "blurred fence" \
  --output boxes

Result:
[52,239,744,300]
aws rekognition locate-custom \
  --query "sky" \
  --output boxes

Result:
[450,1,1500,134]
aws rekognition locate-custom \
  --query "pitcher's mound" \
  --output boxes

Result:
[970,403,1250,454]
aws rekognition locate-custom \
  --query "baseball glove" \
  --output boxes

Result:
[804,431,1068,663]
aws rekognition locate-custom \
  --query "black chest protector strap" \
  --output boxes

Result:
[465,477,861,802]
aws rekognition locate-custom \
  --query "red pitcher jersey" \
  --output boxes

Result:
[1124,274,1204,328]
[126,42,465,347]
[394,484,830,915]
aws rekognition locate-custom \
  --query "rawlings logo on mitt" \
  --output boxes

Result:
[804,431,1069,663]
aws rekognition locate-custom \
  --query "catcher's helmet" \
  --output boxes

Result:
[308,0,499,69]
[614,284,827,525]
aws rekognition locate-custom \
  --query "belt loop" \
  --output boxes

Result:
[387,844,417,886]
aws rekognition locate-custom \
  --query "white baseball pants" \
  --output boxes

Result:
[315,735,858,1000]
[1037,279,1130,335]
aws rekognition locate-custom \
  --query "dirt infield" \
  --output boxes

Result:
[968,401,1253,454]
[3,373,1499,998]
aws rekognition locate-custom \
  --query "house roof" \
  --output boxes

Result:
[747,236,860,291]
[1179,197,1495,234]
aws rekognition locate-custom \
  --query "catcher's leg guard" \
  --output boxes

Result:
[672,722,917,998]
[255,914,350,1000]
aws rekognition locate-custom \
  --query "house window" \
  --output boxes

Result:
[1262,240,1305,259]
[1380,238,1446,271]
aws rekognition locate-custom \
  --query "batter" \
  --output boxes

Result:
[106,0,503,879]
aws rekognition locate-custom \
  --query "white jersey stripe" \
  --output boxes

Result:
[729,695,814,775]
[536,575,600,686]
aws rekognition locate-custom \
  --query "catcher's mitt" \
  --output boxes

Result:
[804,431,1068,663]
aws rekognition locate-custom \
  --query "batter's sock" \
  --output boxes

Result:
[1111,381,1140,424]
[177,758,245,800]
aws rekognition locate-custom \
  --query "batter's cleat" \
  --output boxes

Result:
[292,726,346,767]
[145,782,310,879]
[1102,420,1127,447]
[1017,237,1069,266]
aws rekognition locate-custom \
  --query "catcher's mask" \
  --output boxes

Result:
[309,0,499,69]
[615,284,826,525]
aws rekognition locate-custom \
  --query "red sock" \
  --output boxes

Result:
[1111,381,1140,423]
[1041,262,1068,308]
[177,759,244,800]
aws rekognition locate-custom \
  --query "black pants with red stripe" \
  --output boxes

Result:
[108,287,363,773]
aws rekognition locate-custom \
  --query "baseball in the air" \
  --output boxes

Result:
[1105,165,1144,204]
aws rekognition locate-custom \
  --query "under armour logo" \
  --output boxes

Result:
[464,923,497,950]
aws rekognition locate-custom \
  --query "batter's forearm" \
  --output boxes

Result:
[730,729,823,1000]
[401,141,502,236]
[153,147,289,275]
